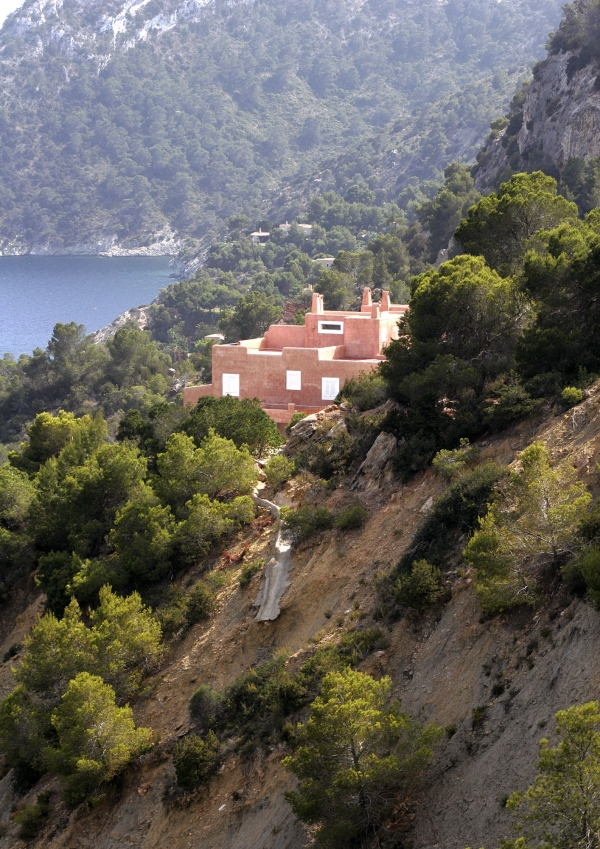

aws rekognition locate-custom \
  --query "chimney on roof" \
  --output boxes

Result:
[311,292,324,314]
[371,303,381,319]
[381,290,391,312]
[362,287,372,308]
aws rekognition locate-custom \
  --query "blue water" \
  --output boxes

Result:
[0,256,174,357]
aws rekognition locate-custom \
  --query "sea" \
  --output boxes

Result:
[0,255,174,358]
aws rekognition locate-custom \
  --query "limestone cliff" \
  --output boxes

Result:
[475,45,600,191]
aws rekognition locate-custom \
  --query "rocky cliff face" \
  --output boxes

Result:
[475,46,600,191]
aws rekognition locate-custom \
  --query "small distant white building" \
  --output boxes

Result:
[204,333,225,342]
[278,221,313,236]
[314,257,335,270]
[250,228,270,244]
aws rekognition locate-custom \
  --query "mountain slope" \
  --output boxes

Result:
[2,394,600,849]
[0,0,563,254]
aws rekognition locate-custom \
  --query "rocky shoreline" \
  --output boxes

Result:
[0,228,182,259]
[90,305,155,344]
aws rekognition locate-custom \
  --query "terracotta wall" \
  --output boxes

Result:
[184,344,381,409]
[261,324,306,349]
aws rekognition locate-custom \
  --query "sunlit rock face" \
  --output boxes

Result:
[475,47,600,192]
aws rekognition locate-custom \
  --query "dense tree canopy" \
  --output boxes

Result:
[455,172,579,275]
[283,668,441,848]
[0,0,563,247]
[46,672,153,805]
[380,254,529,475]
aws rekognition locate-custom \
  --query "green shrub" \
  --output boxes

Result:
[281,506,334,540]
[189,685,222,733]
[3,642,21,663]
[394,560,445,611]
[472,705,488,728]
[183,396,283,458]
[561,386,584,408]
[239,559,265,588]
[159,580,221,633]
[334,505,369,531]
[184,631,393,756]
[286,412,307,436]
[579,500,600,543]
[264,455,296,492]
[14,792,51,840]
[293,422,356,479]
[219,656,307,747]
[561,557,588,596]
[339,371,387,412]
[336,628,388,664]
[432,438,481,481]
[158,586,190,634]
[465,443,591,617]
[483,383,543,432]
[282,669,441,849]
[394,463,506,579]
[185,581,216,626]
[175,493,255,568]
[576,547,600,609]
[173,732,220,791]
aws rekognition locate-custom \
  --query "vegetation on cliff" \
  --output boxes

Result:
[0,0,563,248]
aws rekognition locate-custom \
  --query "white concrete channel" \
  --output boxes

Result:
[252,490,293,622]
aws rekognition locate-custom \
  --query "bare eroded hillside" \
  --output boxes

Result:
[2,391,600,849]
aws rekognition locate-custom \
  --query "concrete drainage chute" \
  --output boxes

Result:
[251,489,294,622]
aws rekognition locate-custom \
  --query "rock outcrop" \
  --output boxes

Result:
[90,305,153,344]
[351,430,398,491]
[475,47,600,191]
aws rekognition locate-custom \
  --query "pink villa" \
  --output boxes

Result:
[183,288,408,427]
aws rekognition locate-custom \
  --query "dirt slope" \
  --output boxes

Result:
[2,391,600,849]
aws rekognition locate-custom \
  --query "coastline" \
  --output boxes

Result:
[0,227,183,260]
